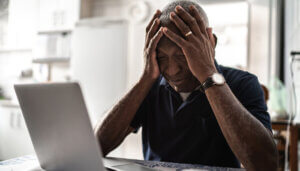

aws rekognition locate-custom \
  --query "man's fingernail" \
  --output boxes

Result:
[163,27,168,32]
[170,12,176,17]
[175,5,183,11]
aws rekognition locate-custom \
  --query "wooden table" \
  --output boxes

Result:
[272,120,300,171]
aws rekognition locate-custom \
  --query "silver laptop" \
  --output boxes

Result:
[14,82,155,171]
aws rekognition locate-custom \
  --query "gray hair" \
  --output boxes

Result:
[159,0,209,27]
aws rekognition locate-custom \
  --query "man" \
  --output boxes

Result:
[95,1,278,170]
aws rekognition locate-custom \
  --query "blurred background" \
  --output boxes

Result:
[0,0,299,170]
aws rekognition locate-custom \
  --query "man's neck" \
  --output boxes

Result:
[179,85,201,101]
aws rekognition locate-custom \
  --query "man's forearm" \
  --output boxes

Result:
[95,8,163,156]
[205,84,278,170]
[95,74,156,156]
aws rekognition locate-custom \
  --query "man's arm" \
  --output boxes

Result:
[94,75,156,156]
[205,83,278,170]
[162,5,278,170]
[94,10,163,156]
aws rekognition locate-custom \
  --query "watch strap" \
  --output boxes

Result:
[201,77,215,92]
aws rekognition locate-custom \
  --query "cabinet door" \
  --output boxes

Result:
[37,0,80,31]
[0,107,34,160]
[7,0,37,49]
[0,107,10,160]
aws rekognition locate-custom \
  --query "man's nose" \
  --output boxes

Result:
[166,58,181,77]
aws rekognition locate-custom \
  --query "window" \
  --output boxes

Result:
[203,2,248,69]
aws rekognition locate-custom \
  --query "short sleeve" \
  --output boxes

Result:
[236,75,272,131]
[130,96,148,133]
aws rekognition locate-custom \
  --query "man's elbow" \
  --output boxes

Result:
[101,146,110,157]
[244,136,278,170]
[94,130,110,157]
[245,151,278,171]
[98,137,112,157]
[96,132,111,156]
[266,133,279,170]
[265,146,279,170]
[258,129,279,170]
[253,142,279,170]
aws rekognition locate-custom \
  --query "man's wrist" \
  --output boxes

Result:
[196,68,218,83]
[200,72,226,92]
[140,72,158,87]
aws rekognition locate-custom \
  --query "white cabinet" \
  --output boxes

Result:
[4,0,81,50]
[0,106,34,160]
[6,0,38,50]
[37,0,80,31]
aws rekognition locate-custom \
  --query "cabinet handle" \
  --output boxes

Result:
[10,112,14,128]
[17,112,22,129]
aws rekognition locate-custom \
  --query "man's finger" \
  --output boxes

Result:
[146,10,161,33]
[148,27,164,53]
[189,5,208,38]
[170,12,195,41]
[149,28,163,65]
[206,28,215,47]
[162,27,187,48]
[175,5,201,36]
[145,18,160,48]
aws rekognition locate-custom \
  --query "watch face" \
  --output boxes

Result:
[212,73,225,85]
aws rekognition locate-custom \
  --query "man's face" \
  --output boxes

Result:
[157,24,200,92]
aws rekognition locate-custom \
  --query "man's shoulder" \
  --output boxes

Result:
[219,65,263,98]
[220,65,259,86]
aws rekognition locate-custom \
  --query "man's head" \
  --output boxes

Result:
[157,0,213,92]
[159,1,209,28]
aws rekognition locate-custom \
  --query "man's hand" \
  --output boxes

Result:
[143,10,163,80]
[162,5,216,83]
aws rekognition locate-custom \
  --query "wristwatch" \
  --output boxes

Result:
[200,73,225,92]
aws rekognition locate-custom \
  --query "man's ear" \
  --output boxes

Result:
[213,34,217,48]
[206,28,216,48]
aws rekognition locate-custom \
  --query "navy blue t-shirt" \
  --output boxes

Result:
[130,63,271,168]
